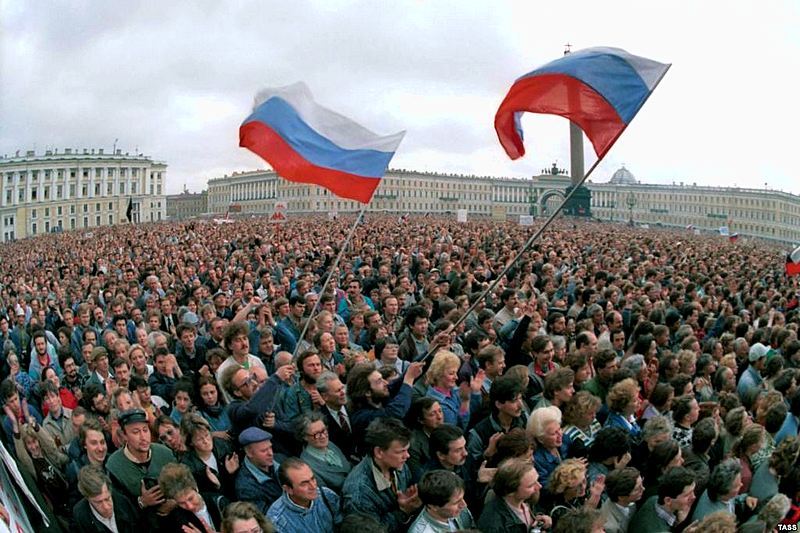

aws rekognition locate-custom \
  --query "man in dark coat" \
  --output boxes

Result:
[73,465,143,533]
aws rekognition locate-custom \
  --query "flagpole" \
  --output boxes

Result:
[292,205,367,358]
[422,156,604,362]
[419,64,672,364]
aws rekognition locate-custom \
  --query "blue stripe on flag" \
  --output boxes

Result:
[244,97,392,178]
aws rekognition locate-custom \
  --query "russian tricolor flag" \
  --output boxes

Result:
[240,83,405,204]
[787,245,800,277]
[495,47,670,161]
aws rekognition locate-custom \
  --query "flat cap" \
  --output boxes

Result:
[117,409,148,428]
[238,427,272,447]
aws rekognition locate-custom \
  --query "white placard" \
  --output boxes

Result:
[456,209,468,223]
[519,215,534,226]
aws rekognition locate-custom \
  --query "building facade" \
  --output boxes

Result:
[206,165,800,245]
[166,188,208,220]
[0,148,166,241]
[587,167,800,244]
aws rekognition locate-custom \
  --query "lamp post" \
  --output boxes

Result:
[626,190,636,226]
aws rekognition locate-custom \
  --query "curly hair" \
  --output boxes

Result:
[562,391,601,427]
[769,436,800,478]
[221,501,275,533]
[690,511,737,533]
[425,351,461,386]
[548,458,586,495]
[607,378,639,413]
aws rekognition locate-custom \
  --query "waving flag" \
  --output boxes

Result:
[240,83,405,203]
[495,47,670,160]
[787,246,800,276]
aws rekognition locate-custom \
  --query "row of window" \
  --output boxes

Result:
[3,168,164,181]
[3,182,163,204]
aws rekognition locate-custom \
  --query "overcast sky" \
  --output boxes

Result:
[1,0,798,195]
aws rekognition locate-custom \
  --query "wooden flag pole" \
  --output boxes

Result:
[292,206,367,359]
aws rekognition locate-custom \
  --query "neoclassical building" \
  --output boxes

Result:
[588,167,800,244]
[0,148,167,241]
[202,164,800,245]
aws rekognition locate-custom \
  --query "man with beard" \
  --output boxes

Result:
[106,409,176,525]
[59,352,86,401]
[347,360,424,455]
[277,351,325,424]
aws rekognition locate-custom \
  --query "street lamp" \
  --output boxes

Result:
[626,191,636,226]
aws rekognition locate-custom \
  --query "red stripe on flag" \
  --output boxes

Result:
[496,73,626,160]
[240,121,381,204]
[787,260,800,277]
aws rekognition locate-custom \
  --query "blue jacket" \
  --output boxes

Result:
[342,457,413,533]
[274,317,301,355]
[267,488,341,533]
[235,457,282,515]
[425,386,481,430]
[351,383,413,456]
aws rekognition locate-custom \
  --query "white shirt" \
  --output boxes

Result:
[90,504,119,533]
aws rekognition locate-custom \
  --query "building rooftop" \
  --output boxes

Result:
[608,165,638,185]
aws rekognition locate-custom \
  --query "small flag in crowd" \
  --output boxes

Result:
[728,233,739,243]
[239,82,405,204]
[495,47,670,161]
[787,245,800,276]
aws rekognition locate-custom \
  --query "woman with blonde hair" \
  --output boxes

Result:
[562,391,602,450]
[425,350,484,429]
[546,458,605,527]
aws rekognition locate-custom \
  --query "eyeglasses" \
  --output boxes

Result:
[236,375,257,389]
[305,428,328,440]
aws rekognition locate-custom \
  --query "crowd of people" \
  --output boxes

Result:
[0,213,798,533]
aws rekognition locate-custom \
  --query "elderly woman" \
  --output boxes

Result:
[529,405,569,489]
[545,458,605,527]
[477,458,550,533]
[691,458,758,522]
[562,390,602,451]
[425,351,483,430]
[159,462,229,531]
[297,412,352,492]
[604,378,642,444]
[221,501,275,533]
[406,397,444,479]
[179,413,238,498]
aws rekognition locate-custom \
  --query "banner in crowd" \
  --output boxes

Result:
[0,441,45,533]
